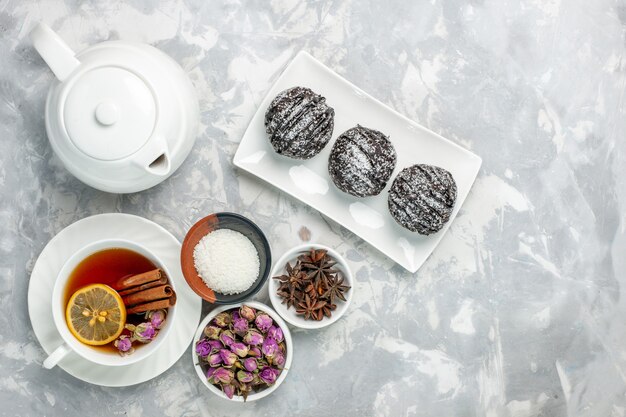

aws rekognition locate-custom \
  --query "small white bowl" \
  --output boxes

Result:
[268,244,353,330]
[191,301,293,402]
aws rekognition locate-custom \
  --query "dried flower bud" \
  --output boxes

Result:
[204,325,221,340]
[208,352,222,367]
[207,340,223,352]
[259,367,279,385]
[243,329,264,346]
[239,305,256,321]
[146,309,167,329]
[206,367,217,380]
[219,329,235,346]
[230,342,249,358]
[273,350,286,368]
[239,382,252,400]
[195,339,212,358]
[219,349,238,367]
[252,373,263,386]
[210,367,234,385]
[248,346,261,357]
[236,370,254,383]
[222,383,235,399]
[132,322,157,343]
[213,312,231,328]
[261,337,279,358]
[232,317,249,335]
[243,357,258,372]
[114,335,133,356]
[267,325,284,343]
[255,314,273,333]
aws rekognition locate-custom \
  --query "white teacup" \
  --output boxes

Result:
[43,239,176,369]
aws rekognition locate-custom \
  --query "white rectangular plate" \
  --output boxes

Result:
[234,51,482,272]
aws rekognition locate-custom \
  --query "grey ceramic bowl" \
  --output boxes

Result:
[181,212,272,304]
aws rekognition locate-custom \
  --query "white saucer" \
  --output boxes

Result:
[28,213,202,387]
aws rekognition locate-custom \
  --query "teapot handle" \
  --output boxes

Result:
[132,135,172,177]
[30,23,80,82]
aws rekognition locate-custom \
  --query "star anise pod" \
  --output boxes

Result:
[277,287,301,309]
[320,301,337,318]
[299,250,337,289]
[322,274,351,303]
[285,260,300,276]
[304,283,318,300]
[277,281,290,293]
[295,294,327,321]
[291,271,309,288]
[273,272,290,285]
[273,262,308,292]
[272,264,293,287]
[298,249,327,265]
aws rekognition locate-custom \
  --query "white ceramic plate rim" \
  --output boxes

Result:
[28,213,203,387]
[233,51,482,273]
[268,243,353,330]
[191,301,293,402]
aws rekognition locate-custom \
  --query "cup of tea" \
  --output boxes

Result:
[43,239,178,368]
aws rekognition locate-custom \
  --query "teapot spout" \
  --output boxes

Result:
[146,153,171,176]
[30,23,80,81]
[132,135,172,177]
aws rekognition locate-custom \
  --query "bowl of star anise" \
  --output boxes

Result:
[268,244,353,330]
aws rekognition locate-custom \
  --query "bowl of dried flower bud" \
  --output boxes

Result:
[192,301,292,402]
[268,244,353,330]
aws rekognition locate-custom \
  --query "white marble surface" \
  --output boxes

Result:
[1,0,625,416]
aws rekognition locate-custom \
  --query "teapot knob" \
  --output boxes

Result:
[95,101,120,126]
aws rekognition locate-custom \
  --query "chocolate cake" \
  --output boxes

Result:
[264,86,334,159]
[328,125,397,197]
[388,164,457,235]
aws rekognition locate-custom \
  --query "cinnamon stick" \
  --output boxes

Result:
[126,297,175,315]
[112,269,163,291]
[122,285,173,307]
[118,276,167,297]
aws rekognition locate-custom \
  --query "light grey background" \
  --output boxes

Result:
[1,0,625,416]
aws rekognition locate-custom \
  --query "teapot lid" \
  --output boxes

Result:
[63,66,156,161]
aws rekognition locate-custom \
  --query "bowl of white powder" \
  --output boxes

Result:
[181,213,271,304]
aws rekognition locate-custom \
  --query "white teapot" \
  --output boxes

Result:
[30,23,199,193]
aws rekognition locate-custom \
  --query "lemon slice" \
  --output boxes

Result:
[65,284,126,346]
